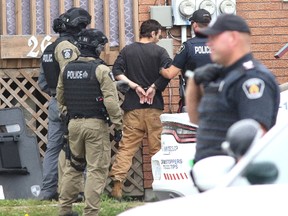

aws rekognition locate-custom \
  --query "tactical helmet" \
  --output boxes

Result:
[78,28,108,57]
[52,13,66,33]
[61,7,91,29]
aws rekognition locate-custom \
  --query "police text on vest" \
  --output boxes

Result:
[194,46,210,54]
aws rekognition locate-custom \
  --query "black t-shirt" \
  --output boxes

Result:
[112,42,172,111]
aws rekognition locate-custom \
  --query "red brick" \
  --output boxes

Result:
[237,2,281,11]
[143,171,153,180]
[143,155,152,163]
[139,5,150,13]
[143,165,152,173]
[139,14,149,21]
[277,77,288,84]
[144,180,153,188]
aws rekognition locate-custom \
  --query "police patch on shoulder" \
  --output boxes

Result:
[108,71,115,81]
[62,48,73,59]
[177,44,185,54]
[242,78,265,99]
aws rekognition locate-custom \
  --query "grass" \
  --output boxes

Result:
[0,195,144,216]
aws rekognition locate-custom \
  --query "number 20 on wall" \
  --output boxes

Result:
[27,35,53,58]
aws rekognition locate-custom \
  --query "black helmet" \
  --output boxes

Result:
[62,7,91,29]
[52,13,66,33]
[78,29,108,47]
[78,29,108,57]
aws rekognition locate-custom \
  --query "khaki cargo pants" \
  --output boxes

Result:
[109,108,162,182]
[59,118,110,216]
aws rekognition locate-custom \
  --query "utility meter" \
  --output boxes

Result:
[171,0,196,25]
[199,0,216,15]
[219,0,236,14]
[179,0,196,18]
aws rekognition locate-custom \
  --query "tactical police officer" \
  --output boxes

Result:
[57,29,123,216]
[37,7,91,201]
[160,9,212,112]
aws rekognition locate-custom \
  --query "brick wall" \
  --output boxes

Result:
[139,0,288,189]
[237,0,288,84]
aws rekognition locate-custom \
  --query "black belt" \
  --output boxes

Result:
[71,115,100,119]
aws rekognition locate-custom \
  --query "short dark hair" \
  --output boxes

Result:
[139,19,162,38]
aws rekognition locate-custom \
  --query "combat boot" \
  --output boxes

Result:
[111,180,123,200]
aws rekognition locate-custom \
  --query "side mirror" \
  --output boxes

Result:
[222,119,263,159]
[191,156,236,192]
[244,162,279,185]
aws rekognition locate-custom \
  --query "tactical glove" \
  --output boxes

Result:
[116,80,130,94]
[193,63,223,85]
[114,129,122,142]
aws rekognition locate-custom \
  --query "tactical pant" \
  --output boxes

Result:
[41,97,64,197]
[59,118,110,216]
[58,149,85,195]
[109,108,162,182]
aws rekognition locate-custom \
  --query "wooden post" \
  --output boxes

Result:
[118,0,125,50]
[44,0,51,34]
[133,0,139,42]
[88,0,95,28]
[73,0,80,7]
[103,0,110,54]
[0,0,7,35]
[15,0,22,35]
[30,0,36,35]
[59,0,65,14]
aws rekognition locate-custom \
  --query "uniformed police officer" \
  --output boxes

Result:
[57,29,123,216]
[160,9,212,112]
[37,7,91,201]
[185,14,280,164]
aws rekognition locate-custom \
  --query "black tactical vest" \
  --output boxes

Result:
[195,69,245,162]
[63,59,106,119]
[195,59,279,162]
[41,36,75,90]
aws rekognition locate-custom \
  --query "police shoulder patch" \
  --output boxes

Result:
[62,48,73,59]
[108,71,115,81]
[242,78,265,99]
[177,44,185,54]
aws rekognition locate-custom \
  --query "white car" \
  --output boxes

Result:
[119,114,288,216]
[151,113,199,200]
[119,185,288,216]
[151,88,288,200]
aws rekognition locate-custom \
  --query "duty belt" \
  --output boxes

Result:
[71,115,99,119]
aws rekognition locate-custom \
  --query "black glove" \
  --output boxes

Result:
[116,80,130,94]
[193,63,223,85]
[114,129,122,142]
